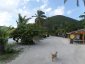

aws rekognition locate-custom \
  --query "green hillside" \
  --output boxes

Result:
[0,26,9,30]
[44,15,82,35]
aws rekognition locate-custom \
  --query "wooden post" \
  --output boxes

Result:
[82,33,84,44]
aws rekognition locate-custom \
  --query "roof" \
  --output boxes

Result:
[67,29,85,34]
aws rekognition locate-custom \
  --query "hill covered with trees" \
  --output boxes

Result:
[44,15,83,35]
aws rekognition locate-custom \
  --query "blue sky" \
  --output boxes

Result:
[0,0,85,27]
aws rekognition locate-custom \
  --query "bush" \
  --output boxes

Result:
[21,36,35,45]
[5,44,15,53]
[0,38,8,54]
[0,38,8,45]
[0,38,17,54]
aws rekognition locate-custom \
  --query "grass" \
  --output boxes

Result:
[0,43,22,64]
[0,50,21,64]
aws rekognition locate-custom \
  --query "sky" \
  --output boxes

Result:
[0,0,85,27]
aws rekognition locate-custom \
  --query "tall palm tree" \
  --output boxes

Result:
[32,10,46,27]
[64,0,85,6]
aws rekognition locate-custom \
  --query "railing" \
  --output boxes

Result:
[73,39,85,44]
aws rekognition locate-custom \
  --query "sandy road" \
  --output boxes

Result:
[7,36,85,64]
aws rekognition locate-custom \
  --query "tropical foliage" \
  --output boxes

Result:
[32,10,46,27]
[79,12,85,20]
[1,10,85,47]
[11,13,46,45]
[0,27,9,53]
[11,14,35,44]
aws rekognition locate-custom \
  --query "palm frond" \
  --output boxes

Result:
[77,0,79,6]
[83,0,85,6]
[64,0,85,6]
[41,15,47,18]
[64,0,67,3]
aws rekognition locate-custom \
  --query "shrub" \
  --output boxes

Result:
[0,38,8,45]
[0,38,8,54]
[21,35,35,45]
[5,44,15,53]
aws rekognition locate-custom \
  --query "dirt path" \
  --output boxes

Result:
[7,36,85,64]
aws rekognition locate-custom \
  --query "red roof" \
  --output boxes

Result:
[67,29,85,34]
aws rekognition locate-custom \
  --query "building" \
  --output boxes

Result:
[67,29,85,44]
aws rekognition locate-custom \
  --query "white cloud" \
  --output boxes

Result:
[36,0,40,2]
[67,10,72,15]
[35,0,48,4]
[45,8,52,13]
[16,9,31,17]
[0,11,12,26]
[0,0,31,27]
[29,17,36,23]
[40,4,47,9]
[39,4,52,13]
[53,6,65,15]
[42,0,48,4]
[34,0,51,15]
[0,0,21,11]
[0,0,30,10]
[67,9,76,15]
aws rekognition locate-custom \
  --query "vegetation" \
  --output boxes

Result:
[0,27,9,54]
[32,10,48,38]
[0,0,84,63]
[0,48,20,63]
[79,12,85,20]
[44,15,81,36]
[79,12,85,28]
[11,12,47,45]
[11,14,34,45]
[2,11,85,45]
[0,9,85,63]
[0,26,20,63]
[32,10,47,27]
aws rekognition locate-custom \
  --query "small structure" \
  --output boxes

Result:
[67,29,85,44]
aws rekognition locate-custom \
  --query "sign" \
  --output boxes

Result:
[70,34,75,39]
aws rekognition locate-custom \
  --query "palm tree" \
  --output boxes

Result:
[12,14,31,43]
[16,14,31,28]
[79,12,85,19]
[64,0,85,6]
[32,10,46,27]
